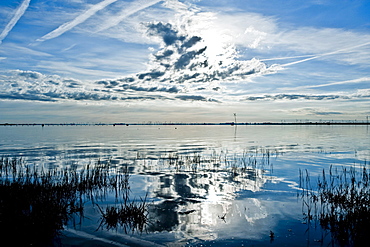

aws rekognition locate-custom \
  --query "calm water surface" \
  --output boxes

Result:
[1,125,369,246]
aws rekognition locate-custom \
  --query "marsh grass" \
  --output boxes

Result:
[97,193,148,234]
[0,157,147,246]
[300,161,370,246]
[0,149,278,246]
[157,148,278,177]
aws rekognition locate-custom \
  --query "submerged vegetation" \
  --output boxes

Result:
[300,162,370,246]
[0,157,147,246]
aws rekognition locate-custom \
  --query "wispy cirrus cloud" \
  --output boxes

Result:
[36,0,119,42]
[281,40,370,67]
[307,77,370,89]
[96,0,162,32]
[0,0,31,44]
[36,0,164,43]
[1,0,369,112]
[1,43,52,57]
[264,27,370,68]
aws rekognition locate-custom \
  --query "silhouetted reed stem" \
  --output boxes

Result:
[300,162,370,246]
[0,156,142,246]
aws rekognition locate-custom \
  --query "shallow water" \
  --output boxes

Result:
[1,125,369,246]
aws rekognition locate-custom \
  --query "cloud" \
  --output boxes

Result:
[290,108,343,116]
[36,0,119,42]
[35,60,123,80]
[175,95,220,102]
[1,43,52,57]
[0,70,176,102]
[0,92,57,102]
[96,80,181,93]
[4,0,369,107]
[307,77,370,89]
[0,0,31,44]
[185,11,369,69]
[84,16,280,101]
[244,94,345,101]
[264,27,370,68]
[17,70,42,79]
[243,92,370,102]
[281,41,370,67]
[99,20,278,90]
[96,0,162,32]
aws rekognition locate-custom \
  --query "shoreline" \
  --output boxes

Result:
[1,122,370,126]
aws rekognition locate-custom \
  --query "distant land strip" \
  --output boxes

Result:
[1,122,370,126]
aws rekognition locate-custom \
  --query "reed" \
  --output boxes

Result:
[97,193,148,234]
[300,161,370,246]
[0,157,146,246]
[0,148,278,245]
[157,148,277,176]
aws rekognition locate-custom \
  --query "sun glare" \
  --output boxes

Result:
[201,29,235,64]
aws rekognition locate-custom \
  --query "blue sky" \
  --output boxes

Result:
[0,0,369,123]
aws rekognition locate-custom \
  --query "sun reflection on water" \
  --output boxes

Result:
[127,151,275,241]
[2,126,367,245]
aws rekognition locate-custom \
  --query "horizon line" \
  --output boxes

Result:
[1,121,370,126]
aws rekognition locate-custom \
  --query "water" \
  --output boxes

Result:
[1,125,369,246]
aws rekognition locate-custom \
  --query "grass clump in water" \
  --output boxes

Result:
[300,162,370,246]
[97,194,148,234]
[0,157,146,246]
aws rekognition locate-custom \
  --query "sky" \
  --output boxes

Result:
[0,0,369,123]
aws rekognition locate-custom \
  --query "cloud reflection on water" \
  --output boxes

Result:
[125,152,287,243]
[1,125,368,245]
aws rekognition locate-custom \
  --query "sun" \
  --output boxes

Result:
[202,29,236,65]
[183,12,238,67]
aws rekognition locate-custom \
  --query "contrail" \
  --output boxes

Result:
[281,41,370,67]
[283,76,370,92]
[36,0,119,42]
[308,77,370,88]
[97,0,162,32]
[259,54,316,62]
[0,0,31,44]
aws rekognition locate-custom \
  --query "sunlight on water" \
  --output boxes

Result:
[0,125,369,246]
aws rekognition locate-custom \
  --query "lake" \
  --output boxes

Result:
[1,125,369,246]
